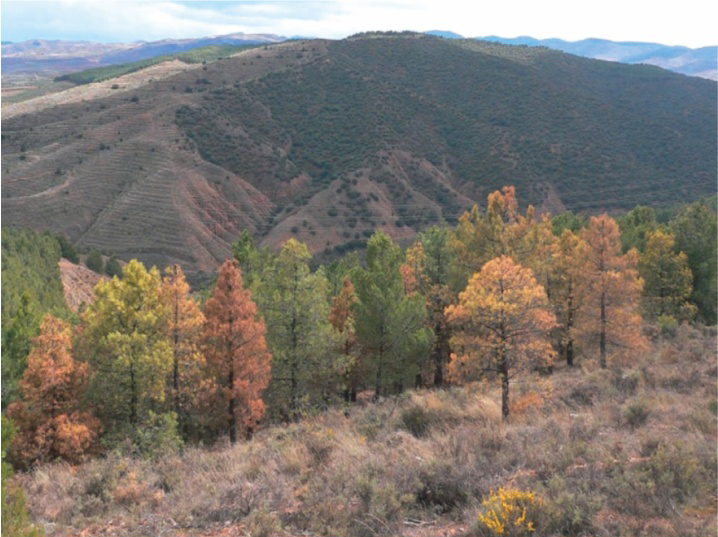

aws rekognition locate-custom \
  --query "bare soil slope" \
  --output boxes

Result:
[58,258,105,312]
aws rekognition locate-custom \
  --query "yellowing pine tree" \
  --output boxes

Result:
[577,215,648,368]
[447,256,556,420]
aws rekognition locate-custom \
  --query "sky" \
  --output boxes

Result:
[1,0,716,48]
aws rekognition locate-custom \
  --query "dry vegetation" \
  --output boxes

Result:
[13,323,716,537]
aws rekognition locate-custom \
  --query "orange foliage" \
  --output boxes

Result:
[204,260,271,443]
[446,256,556,420]
[7,315,100,467]
[400,241,427,295]
[577,215,648,368]
[161,264,206,436]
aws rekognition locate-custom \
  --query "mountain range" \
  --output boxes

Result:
[1,33,284,79]
[2,33,715,278]
[3,31,716,81]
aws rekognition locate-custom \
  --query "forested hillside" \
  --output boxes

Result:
[3,189,716,536]
[2,33,715,275]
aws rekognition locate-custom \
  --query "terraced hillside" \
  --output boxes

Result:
[2,33,716,275]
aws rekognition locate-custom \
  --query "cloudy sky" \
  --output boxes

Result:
[2,0,716,48]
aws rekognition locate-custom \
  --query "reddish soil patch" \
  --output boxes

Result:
[59,258,106,312]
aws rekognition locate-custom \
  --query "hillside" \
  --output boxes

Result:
[2,33,715,275]
[475,36,717,80]
[1,33,286,83]
[12,324,718,536]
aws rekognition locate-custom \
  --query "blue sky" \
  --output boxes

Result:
[2,0,716,48]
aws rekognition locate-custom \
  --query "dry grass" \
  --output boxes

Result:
[15,324,717,536]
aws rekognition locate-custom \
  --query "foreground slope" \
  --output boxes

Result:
[13,325,718,536]
[2,34,715,274]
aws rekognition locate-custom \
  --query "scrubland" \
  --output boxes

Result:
[13,323,716,537]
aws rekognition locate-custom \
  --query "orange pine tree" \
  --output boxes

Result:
[451,186,539,291]
[446,256,556,421]
[7,315,100,468]
[578,215,647,368]
[329,277,360,402]
[160,264,207,439]
[204,260,271,443]
[551,229,587,366]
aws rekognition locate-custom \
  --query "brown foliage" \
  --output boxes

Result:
[577,215,648,368]
[7,315,100,468]
[160,264,207,438]
[204,260,271,443]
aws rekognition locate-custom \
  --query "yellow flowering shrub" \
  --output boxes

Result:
[476,487,543,536]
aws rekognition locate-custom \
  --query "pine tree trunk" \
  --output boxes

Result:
[228,368,236,444]
[501,366,510,422]
[600,291,607,369]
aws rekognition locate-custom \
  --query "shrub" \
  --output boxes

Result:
[104,255,123,278]
[85,249,104,273]
[621,398,650,428]
[474,487,544,536]
[244,506,282,537]
[134,412,183,460]
[399,404,431,438]
[415,460,468,513]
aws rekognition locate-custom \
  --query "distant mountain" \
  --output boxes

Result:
[1,33,287,77]
[2,33,715,275]
[476,36,717,80]
[425,31,464,39]
[99,33,285,64]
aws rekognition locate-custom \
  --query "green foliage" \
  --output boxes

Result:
[670,201,717,324]
[85,249,104,273]
[2,294,39,409]
[133,411,183,460]
[551,211,587,236]
[1,417,45,537]
[618,205,658,253]
[82,260,172,444]
[232,230,276,289]
[104,255,123,278]
[1,228,67,322]
[56,234,79,263]
[639,230,695,322]
[1,228,69,409]
[253,239,334,419]
[353,231,432,396]
[621,397,651,428]
[176,35,715,219]
[54,45,252,85]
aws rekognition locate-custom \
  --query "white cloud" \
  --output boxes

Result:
[1,0,716,47]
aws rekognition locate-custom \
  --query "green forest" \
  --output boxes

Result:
[2,189,716,536]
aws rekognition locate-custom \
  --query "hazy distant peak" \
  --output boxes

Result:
[424,30,465,39]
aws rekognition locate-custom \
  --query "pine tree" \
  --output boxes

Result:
[7,315,100,468]
[329,277,360,402]
[551,229,586,366]
[577,215,647,368]
[161,264,207,439]
[204,260,271,443]
[450,186,538,291]
[639,230,696,322]
[353,231,432,398]
[81,260,172,442]
[670,202,717,324]
[1,293,40,409]
[446,256,556,421]
[254,240,333,420]
[85,249,104,273]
